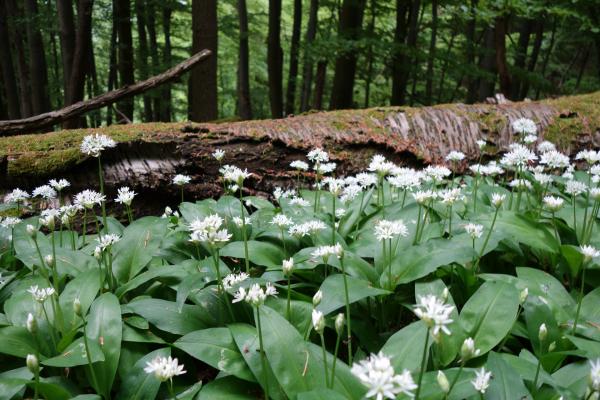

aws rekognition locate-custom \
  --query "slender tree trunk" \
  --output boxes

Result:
[424,0,437,105]
[330,0,367,110]
[64,0,94,129]
[494,15,511,98]
[5,0,32,117]
[436,27,456,103]
[236,0,252,120]
[48,4,61,105]
[57,0,76,105]
[107,1,118,125]
[465,0,478,103]
[24,0,51,114]
[146,1,161,121]
[363,0,376,108]
[0,7,20,119]
[520,19,543,99]
[391,0,410,105]
[190,0,218,122]
[135,0,152,122]
[313,60,327,110]
[284,0,302,115]
[115,0,135,121]
[267,0,283,117]
[300,0,319,112]
[510,18,532,100]
[535,18,556,99]
[478,27,497,101]
[160,2,172,122]
[408,2,424,105]
[575,44,591,91]
[88,43,101,126]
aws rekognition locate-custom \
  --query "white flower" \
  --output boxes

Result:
[39,208,60,229]
[289,197,310,207]
[437,370,450,393]
[413,294,454,338]
[307,148,329,163]
[591,165,600,176]
[74,190,105,209]
[471,367,492,394]
[312,309,325,333]
[232,216,250,227]
[232,283,277,306]
[1,217,21,228]
[439,188,463,205]
[565,180,588,196]
[589,359,600,391]
[27,285,56,303]
[591,188,600,201]
[501,144,537,168]
[172,174,191,186]
[26,354,39,373]
[80,134,117,157]
[543,196,564,212]
[424,165,451,181]
[374,220,408,241]
[512,118,537,135]
[509,179,532,190]
[212,149,225,161]
[49,179,70,191]
[4,188,30,204]
[491,193,506,208]
[539,150,570,170]
[189,214,232,246]
[96,234,121,251]
[533,173,553,185]
[464,223,483,239]
[351,352,417,400]
[311,243,344,261]
[32,185,57,200]
[313,290,323,306]
[288,220,327,237]
[222,272,249,290]
[523,134,538,144]
[539,323,548,341]
[273,187,296,200]
[445,151,465,163]
[290,160,309,171]
[282,258,294,275]
[341,184,364,202]
[476,140,486,149]
[356,173,378,188]
[413,190,436,205]
[368,155,396,176]
[576,150,600,165]
[314,162,336,175]
[537,141,556,153]
[115,187,136,206]
[144,356,186,382]
[460,337,481,362]
[221,165,251,185]
[580,245,600,262]
[481,162,505,176]
[324,177,345,196]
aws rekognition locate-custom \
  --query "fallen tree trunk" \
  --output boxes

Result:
[0,50,212,135]
[0,91,598,215]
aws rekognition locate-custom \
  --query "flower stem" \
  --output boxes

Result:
[81,315,101,396]
[414,328,431,400]
[255,307,270,400]
[286,276,292,321]
[97,157,108,235]
[330,330,342,388]
[445,363,464,399]
[474,207,499,273]
[340,256,352,365]
[320,333,330,388]
[239,188,250,273]
[572,264,587,335]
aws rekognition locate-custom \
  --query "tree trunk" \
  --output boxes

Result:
[391,0,410,105]
[190,0,218,122]
[391,0,420,106]
[535,18,556,100]
[135,0,152,122]
[63,0,94,129]
[300,0,319,112]
[107,2,118,125]
[146,1,161,121]
[236,0,252,120]
[574,44,591,91]
[0,7,20,119]
[160,2,172,122]
[510,18,532,100]
[23,0,51,114]
[115,0,135,121]
[436,27,456,104]
[330,0,367,110]
[88,43,101,126]
[56,0,76,105]
[465,0,478,103]
[4,0,32,117]
[477,27,496,101]
[408,1,423,105]
[519,19,543,99]
[363,0,376,108]
[313,60,327,110]
[284,0,302,115]
[267,0,283,117]
[424,0,437,105]
[494,15,511,98]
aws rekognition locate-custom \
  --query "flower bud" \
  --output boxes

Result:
[44,254,54,267]
[460,337,481,362]
[437,370,450,393]
[442,288,449,302]
[73,298,82,317]
[548,341,556,352]
[335,313,345,335]
[26,224,37,239]
[26,313,37,334]
[93,246,102,260]
[312,290,323,307]
[282,258,294,276]
[312,309,325,334]
[519,288,529,304]
[538,323,548,341]
[26,354,39,373]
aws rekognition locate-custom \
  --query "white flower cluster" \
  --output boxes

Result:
[464,223,483,239]
[49,178,70,191]
[374,219,409,241]
[222,272,249,290]
[290,160,309,171]
[471,367,492,394]
[144,356,186,382]
[32,185,57,200]
[96,234,121,251]
[270,214,294,227]
[189,214,232,246]
[221,165,251,185]
[74,189,105,209]
[4,188,30,204]
[368,155,396,177]
[413,294,454,338]
[27,285,56,303]
[232,282,278,306]
[351,352,418,400]
[512,118,537,135]
[288,220,327,237]
[80,134,117,157]
[115,187,136,206]
[311,243,344,261]
[172,174,191,186]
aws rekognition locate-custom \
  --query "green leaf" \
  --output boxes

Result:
[580,286,600,323]
[123,298,210,335]
[458,281,520,355]
[386,237,476,288]
[112,217,168,283]
[31,377,77,400]
[197,376,258,399]
[0,367,33,400]
[491,211,559,253]
[115,347,170,400]
[42,337,105,367]
[0,326,39,358]
[516,267,575,323]
[316,274,389,315]
[220,240,284,269]
[86,293,122,398]
[174,328,255,382]
[486,352,532,399]
[380,321,431,373]
[59,268,101,330]
[298,389,349,400]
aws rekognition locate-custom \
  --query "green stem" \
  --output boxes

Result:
[33,368,39,400]
[331,195,336,245]
[320,333,330,388]
[82,209,87,246]
[212,249,234,321]
[168,380,178,400]
[98,157,107,235]
[330,331,342,388]
[340,256,352,365]
[573,195,578,239]
[255,307,270,400]
[572,265,587,335]
[82,315,102,396]
[532,359,542,391]
[286,276,292,321]
[474,207,499,273]
[41,304,58,351]
[551,211,560,245]
[446,363,464,399]
[239,188,250,273]
[414,328,431,400]
[413,205,422,246]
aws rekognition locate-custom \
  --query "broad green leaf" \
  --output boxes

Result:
[552,360,589,399]
[490,211,559,253]
[486,352,532,399]
[115,347,170,400]
[380,321,431,373]
[581,286,600,323]
[0,367,33,400]
[0,326,39,358]
[29,377,77,400]
[220,240,284,269]
[114,263,191,299]
[500,351,555,386]
[174,328,255,382]
[458,281,520,355]
[43,337,105,367]
[316,274,389,315]
[86,293,122,398]
[516,267,575,322]
[123,298,210,335]
[59,268,101,330]
[298,389,349,400]
[175,382,203,400]
[197,376,258,399]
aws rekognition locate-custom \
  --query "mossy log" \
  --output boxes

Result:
[0,91,598,213]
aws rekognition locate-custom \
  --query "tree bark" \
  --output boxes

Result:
[284,0,302,115]
[115,0,135,121]
[56,0,76,104]
[363,0,376,108]
[267,0,283,117]
[477,27,496,101]
[424,0,437,105]
[436,27,456,104]
[4,0,32,117]
[0,7,20,119]
[312,60,327,110]
[160,2,172,122]
[465,0,478,103]
[135,0,152,122]
[494,15,511,98]
[0,50,212,135]
[146,1,161,121]
[391,0,410,105]
[510,18,532,100]
[519,19,543,99]
[391,0,419,106]
[107,2,118,125]
[330,0,367,110]
[190,0,218,122]
[23,0,51,114]
[236,0,252,120]
[535,18,556,100]
[300,0,319,112]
